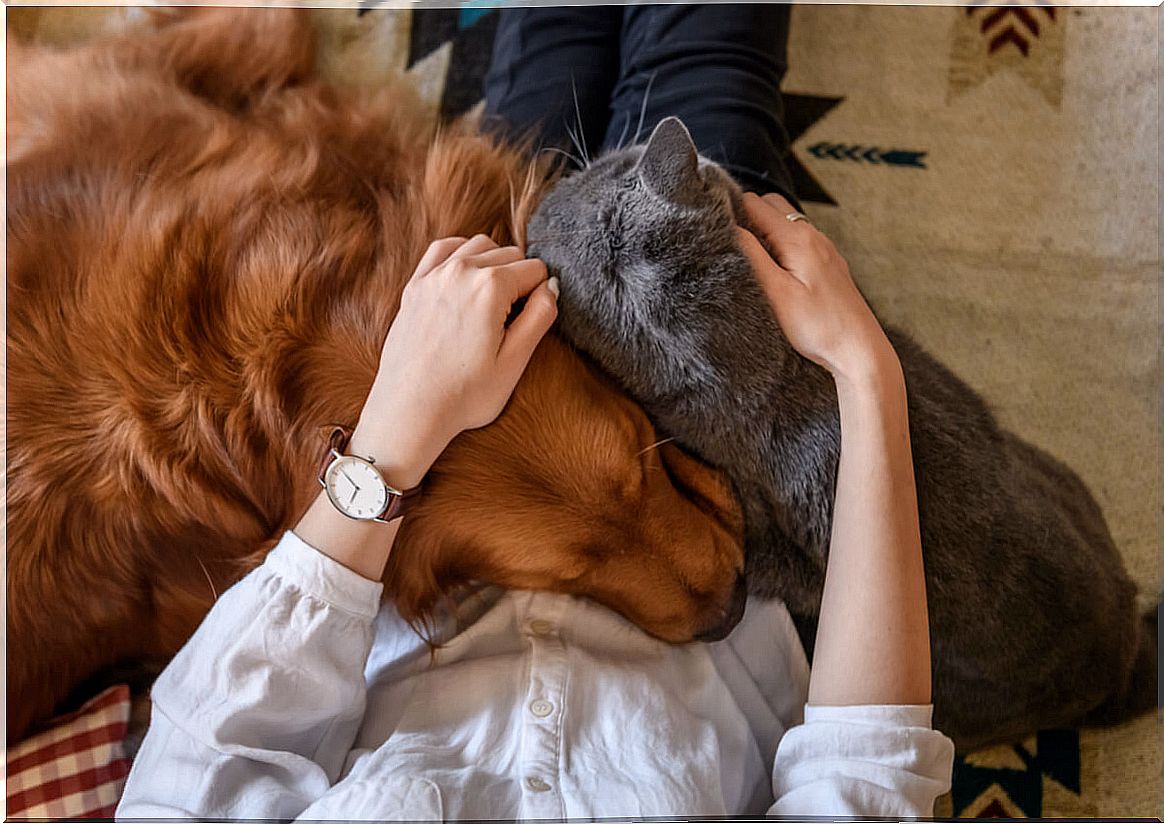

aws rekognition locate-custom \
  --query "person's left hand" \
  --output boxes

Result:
[736,192,894,384]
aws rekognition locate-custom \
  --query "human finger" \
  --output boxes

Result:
[743,192,815,260]
[758,191,800,215]
[411,236,468,279]
[736,226,806,294]
[498,279,559,377]
[467,245,525,270]
[448,233,499,261]
[493,257,550,302]
[759,192,815,229]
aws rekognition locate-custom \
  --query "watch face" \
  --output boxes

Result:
[324,456,390,520]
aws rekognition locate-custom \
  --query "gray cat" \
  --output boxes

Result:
[527,116,1157,750]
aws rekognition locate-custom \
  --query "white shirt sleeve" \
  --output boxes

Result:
[768,704,955,818]
[116,530,385,821]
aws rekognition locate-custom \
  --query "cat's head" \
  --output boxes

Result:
[527,117,786,405]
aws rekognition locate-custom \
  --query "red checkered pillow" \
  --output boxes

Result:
[7,685,132,820]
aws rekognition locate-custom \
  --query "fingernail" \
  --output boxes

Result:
[547,277,560,299]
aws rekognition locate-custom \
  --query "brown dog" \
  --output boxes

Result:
[6,8,746,743]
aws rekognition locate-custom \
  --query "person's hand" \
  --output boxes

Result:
[736,193,896,384]
[351,234,559,488]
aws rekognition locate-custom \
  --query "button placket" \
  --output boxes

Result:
[517,596,570,820]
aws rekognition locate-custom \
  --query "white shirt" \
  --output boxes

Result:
[117,531,954,820]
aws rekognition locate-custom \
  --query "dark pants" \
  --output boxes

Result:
[483,4,798,203]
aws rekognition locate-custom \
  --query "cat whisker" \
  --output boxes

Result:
[633,71,658,146]
[712,159,769,181]
[525,226,599,239]
[636,436,676,457]
[526,228,592,237]
[616,112,632,151]
[195,555,219,602]
[566,124,586,168]
[539,145,584,170]
[570,80,591,167]
[526,230,597,243]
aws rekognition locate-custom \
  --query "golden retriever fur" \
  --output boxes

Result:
[6,8,745,743]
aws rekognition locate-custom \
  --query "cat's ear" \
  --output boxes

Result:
[637,117,701,205]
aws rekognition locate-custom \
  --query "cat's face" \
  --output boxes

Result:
[528,117,773,400]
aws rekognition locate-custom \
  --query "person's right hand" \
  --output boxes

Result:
[296,233,557,584]
[736,192,895,382]
[351,233,558,488]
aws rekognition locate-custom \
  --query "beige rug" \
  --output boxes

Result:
[784,7,1159,816]
[8,3,1160,818]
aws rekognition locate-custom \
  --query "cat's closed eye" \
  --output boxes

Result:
[605,206,626,250]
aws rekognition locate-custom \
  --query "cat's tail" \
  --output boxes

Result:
[1083,602,1159,728]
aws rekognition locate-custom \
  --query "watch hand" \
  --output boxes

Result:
[340,469,358,486]
[349,485,359,504]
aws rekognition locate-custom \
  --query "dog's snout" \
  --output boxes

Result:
[693,573,748,643]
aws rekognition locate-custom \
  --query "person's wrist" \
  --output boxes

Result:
[830,339,904,401]
[349,384,453,489]
[348,420,444,490]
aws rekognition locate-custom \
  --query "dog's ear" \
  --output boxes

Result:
[128,8,315,111]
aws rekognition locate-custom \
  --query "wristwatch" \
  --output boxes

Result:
[317,426,423,523]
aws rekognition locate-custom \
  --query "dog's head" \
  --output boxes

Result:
[385,335,747,644]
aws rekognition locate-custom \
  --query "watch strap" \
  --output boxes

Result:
[317,425,424,522]
[378,481,424,523]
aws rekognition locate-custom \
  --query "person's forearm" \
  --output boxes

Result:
[294,377,450,582]
[118,531,384,819]
[294,492,402,582]
[807,349,931,706]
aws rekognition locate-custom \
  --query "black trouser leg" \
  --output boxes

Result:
[603,4,798,202]
[482,7,622,158]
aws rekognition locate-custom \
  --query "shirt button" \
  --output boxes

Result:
[529,619,554,636]
[529,699,554,718]
[526,776,552,793]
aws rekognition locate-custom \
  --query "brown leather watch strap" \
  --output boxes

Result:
[378,483,424,522]
[317,425,424,522]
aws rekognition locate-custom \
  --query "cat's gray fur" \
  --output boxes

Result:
[528,117,1157,750]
